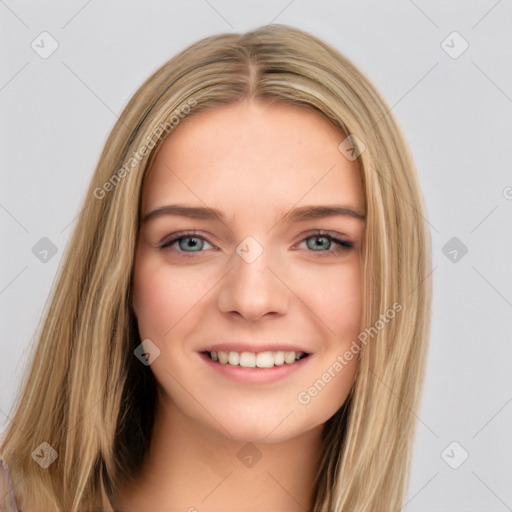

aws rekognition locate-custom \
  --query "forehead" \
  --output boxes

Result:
[141,100,364,221]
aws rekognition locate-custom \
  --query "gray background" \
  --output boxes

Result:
[1,1,511,510]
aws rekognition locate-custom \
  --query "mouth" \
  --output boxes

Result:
[201,350,310,368]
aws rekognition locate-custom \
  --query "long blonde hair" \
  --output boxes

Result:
[1,24,432,511]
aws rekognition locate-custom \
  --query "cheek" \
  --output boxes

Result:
[299,356,358,414]
[294,259,362,336]
[132,252,205,339]
[286,261,361,420]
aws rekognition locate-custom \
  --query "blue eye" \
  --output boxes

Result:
[160,231,353,257]
[301,233,353,256]
[177,237,207,252]
[160,233,214,252]
[306,236,332,251]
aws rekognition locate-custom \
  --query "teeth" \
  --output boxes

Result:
[228,351,240,365]
[239,352,256,367]
[209,350,307,368]
[256,351,274,368]
[284,351,296,364]
[274,351,285,366]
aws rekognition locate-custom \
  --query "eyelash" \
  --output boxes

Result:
[159,230,354,257]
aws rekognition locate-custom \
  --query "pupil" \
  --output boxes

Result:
[308,236,330,251]
[180,237,202,251]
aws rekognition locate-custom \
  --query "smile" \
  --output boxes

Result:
[204,350,309,368]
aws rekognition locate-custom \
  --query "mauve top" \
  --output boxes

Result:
[0,459,20,511]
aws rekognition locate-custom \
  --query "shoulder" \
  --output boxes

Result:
[0,458,21,511]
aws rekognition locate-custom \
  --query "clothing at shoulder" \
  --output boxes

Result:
[0,458,21,512]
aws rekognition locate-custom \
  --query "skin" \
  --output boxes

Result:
[113,99,365,512]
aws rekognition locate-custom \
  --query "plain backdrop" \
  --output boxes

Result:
[1,1,511,510]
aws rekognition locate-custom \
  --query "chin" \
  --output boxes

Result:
[203,407,324,445]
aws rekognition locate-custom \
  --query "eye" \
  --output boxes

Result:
[160,232,215,253]
[296,231,354,256]
[159,230,354,256]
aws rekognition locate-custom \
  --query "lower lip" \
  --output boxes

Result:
[198,352,311,384]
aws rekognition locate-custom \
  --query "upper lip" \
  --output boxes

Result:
[200,343,311,354]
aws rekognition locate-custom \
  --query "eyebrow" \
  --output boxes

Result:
[141,204,365,225]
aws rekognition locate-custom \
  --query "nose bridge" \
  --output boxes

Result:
[217,235,289,320]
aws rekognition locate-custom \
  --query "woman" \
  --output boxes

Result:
[0,24,432,511]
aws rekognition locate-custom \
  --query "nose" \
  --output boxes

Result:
[217,240,290,322]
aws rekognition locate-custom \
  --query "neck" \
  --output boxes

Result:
[113,396,324,512]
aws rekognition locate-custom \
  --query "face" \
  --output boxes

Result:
[132,99,365,443]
